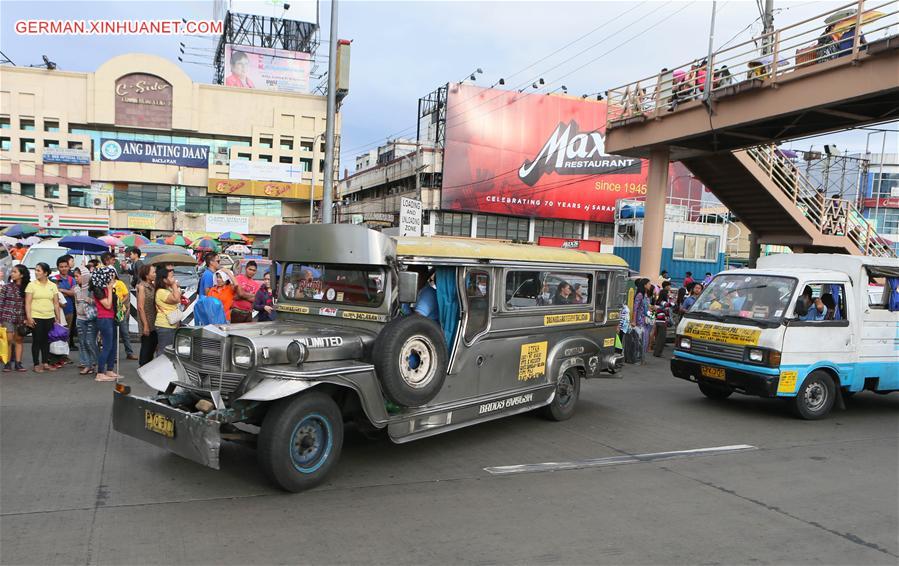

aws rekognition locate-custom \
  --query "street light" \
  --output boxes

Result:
[490,78,505,88]
[461,68,483,82]
[518,78,544,93]
[546,85,567,96]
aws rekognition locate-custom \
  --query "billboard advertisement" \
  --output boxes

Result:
[99,139,209,168]
[224,44,311,93]
[441,84,653,223]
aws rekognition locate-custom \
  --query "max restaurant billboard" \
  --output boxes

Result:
[442,84,661,223]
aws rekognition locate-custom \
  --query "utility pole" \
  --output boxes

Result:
[704,1,716,103]
[761,0,775,54]
[322,0,339,223]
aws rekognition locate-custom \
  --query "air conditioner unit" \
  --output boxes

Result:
[92,195,109,208]
[616,223,636,239]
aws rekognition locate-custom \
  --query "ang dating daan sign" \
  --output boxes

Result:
[100,139,209,168]
[441,84,656,223]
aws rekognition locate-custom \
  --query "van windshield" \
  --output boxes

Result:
[687,274,796,325]
[281,263,385,307]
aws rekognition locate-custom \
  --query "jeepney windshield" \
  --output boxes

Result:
[687,274,796,326]
[281,263,386,307]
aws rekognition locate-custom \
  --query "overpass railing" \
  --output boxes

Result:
[746,145,896,257]
[605,0,899,125]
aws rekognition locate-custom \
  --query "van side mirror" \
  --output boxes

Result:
[398,271,419,304]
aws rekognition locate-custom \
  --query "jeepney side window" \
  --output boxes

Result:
[504,270,593,308]
[463,269,490,343]
[594,272,609,312]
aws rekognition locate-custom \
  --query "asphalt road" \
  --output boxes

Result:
[1,349,897,565]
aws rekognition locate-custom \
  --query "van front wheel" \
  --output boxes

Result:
[792,371,835,420]
[698,382,733,400]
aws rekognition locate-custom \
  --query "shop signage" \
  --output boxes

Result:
[114,73,173,129]
[229,161,304,183]
[208,178,322,200]
[399,197,422,237]
[537,236,602,252]
[42,147,91,165]
[0,212,109,231]
[100,139,209,168]
[863,198,899,209]
[206,214,249,233]
[127,212,157,230]
[350,214,364,225]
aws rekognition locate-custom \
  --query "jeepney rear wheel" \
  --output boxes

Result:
[372,315,448,407]
[258,392,344,493]
[541,369,580,421]
[698,381,733,400]
[792,371,835,420]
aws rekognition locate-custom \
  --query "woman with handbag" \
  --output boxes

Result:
[154,267,183,356]
[0,264,29,372]
[136,264,157,366]
[25,262,63,373]
[74,268,98,376]
[91,266,118,382]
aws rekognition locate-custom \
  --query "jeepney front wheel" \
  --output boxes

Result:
[792,371,835,420]
[541,369,580,421]
[258,392,344,493]
[372,315,448,407]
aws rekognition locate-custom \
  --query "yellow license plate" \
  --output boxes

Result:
[144,410,175,438]
[700,365,725,380]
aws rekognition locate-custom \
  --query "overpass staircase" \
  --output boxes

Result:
[682,145,895,257]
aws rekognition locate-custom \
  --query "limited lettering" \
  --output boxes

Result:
[478,393,535,415]
[296,336,344,348]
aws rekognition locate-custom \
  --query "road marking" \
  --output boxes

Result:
[484,444,757,476]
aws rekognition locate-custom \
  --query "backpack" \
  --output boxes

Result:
[624,328,644,364]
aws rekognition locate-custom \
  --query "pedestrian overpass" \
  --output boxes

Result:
[602,0,899,276]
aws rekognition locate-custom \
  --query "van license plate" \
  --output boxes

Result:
[700,366,725,380]
[144,410,175,438]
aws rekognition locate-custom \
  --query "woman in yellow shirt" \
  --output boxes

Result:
[154,267,183,356]
[25,262,63,372]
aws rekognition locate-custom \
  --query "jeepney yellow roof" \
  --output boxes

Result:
[394,236,628,267]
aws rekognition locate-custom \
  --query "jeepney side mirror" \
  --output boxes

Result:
[398,271,419,304]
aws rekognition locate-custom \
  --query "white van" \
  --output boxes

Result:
[21,238,98,278]
[671,254,898,419]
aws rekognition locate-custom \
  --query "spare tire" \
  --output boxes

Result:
[372,315,448,407]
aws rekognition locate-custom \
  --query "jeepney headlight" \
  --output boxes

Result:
[286,340,308,365]
[232,344,253,369]
[175,335,192,357]
[748,349,764,363]
[678,336,692,350]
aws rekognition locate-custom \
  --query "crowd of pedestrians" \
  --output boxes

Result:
[0,248,277,380]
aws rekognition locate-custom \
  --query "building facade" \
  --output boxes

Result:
[860,153,899,254]
[0,53,336,239]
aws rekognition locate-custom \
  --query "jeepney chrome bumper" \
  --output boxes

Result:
[112,390,222,469]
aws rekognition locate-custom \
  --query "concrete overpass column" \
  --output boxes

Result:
[748,233,760,267]
[639,147,670,280]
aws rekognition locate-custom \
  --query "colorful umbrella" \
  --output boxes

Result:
[155,238,167,244]
[255,238,271,248]
[165,234,192,247]
[191,238,220,252]
[120,234,151,248]
[109,230,133,237]
[59,235,109,254]
[1,224,40,238]
[35,232,56,239]
[146,253,197,267]
[99,235,123,247]
[225,244,251,255]
[218,231,247,243]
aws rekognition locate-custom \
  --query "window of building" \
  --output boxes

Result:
[534,218,583,240]
[300,157,313,172]
[300,139,314,152]
[587,222,614,239]
[279,156,293,164]
[320,142,326,153]
[319,159,325,173]
[436,212,472,237]
[259,137,273,149]
[0,182,11,194]
[44,120,59,133]
[872,172,899,199]
[68,186,90,207]
[476,214,529,241]
[236,153,251,161]
[113,184,172,212]
[0,117,9,129]
[20,183,36,197]
[673,233,720,261]
[20,139,35,153]
[67,141,83,150]
[20,119,35,131]
[43,139,60,149]
[280,138,294,151]
[258,154,272,163]
[43,184,60,199]
[868,208,899,234]
[505,270,593,309]
[1,137,10,151]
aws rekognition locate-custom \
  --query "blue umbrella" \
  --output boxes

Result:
[59,235,109,254]
[1,224,40,238]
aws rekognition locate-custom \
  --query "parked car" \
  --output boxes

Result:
[140,244,198,290]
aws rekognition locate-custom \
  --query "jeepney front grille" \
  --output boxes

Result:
[690,339,744,362]
[192,338,223,367]
[183,367,244,394]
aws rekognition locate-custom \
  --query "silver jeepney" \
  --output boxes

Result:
[113,224,628,491]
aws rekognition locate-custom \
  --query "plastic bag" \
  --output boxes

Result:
[0,327,8,364]
[49,341,70,356]
[48,323,69,343]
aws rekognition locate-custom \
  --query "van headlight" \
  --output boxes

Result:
[175,335,192,357]
[286,340,308,365]
[748,348,764,363]
[678,336,692,350]
[232,344,253,369]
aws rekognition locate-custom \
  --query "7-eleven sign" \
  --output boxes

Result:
[39,212,60,229]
